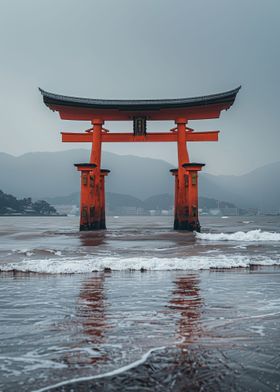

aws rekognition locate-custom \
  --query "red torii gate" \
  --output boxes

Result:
[40,86,240,231]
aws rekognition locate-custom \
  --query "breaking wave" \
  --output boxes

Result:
[11,249,62,257]
[196,229,280,242]
[1,254,279,274]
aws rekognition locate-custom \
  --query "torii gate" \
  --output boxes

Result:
[40,86,240,232]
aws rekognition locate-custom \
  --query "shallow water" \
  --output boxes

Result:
[0,216,280,272]
[0,216,280,391]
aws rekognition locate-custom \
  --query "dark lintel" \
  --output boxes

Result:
[39,87,241,111]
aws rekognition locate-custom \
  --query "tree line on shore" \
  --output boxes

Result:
[0,190,57,215]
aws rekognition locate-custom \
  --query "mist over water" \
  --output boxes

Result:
[1,216,280,391]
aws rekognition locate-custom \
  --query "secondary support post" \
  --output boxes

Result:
[75,164,110,230]
[74,163,97,231]
[99,169,110,229]
[171,163,205,231]
[183,163,205,232]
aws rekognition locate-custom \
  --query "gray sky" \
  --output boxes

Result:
[0,0,279,175]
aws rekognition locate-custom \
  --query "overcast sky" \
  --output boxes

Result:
[0,0,279,175]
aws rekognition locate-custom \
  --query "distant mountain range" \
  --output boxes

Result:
[0,150,172,200]
[45,192,236,211]
[0,150,279,211]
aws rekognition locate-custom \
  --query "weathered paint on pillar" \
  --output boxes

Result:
[171,163,204,231]
[183,163,205,232]
[174,118,190,230]
[75,164,110,231]
[170,169,179,228]
[100,169,110,229]
[89,119,105,230]
[74,163,97,231]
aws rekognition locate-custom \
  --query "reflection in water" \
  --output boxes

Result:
[79,232,106,247]
[64,273,202,369]
[60,274,205,390]
[64,273,110,366]
[78,273,108,345]
[169,275,202,345]
[1,270,280,391]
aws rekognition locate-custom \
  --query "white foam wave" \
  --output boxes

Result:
[1,254,279,274]
[196,229,280,242]
[13,249,34,256]
[12,248,62,256]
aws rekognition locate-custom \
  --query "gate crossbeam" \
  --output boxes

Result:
[61,131,219,143]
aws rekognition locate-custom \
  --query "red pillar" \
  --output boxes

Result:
[173,118,190,230]
[88,119,103,229]
[90,119,103,167]
[75,164,110,231]
[100,169,110,229]
[74,163,96,231]
[170,169,179,228]
[183,163,205,232]
[75,119,109,231]
[171,163,204,231]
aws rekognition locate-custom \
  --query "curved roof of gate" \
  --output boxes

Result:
[39,86,241,121]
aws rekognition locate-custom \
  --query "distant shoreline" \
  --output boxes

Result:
[0,214,67,217]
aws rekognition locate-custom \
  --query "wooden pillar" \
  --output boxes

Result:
[182,163,205,232]
[100,169,110,229]
[75,164,110,231]
[171,164,204,231]
[89,119,105,230]
[176,118,189,167]
[90,119,103,167]
[74,163,97,231]
[75,120,110,231]
[172,118,205,231]
[170,169,179,228]
[174,118,190,230]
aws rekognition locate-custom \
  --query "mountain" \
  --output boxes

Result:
[46,192,143,209]
[45,192,236,212]
[199,161,280,210]
[0,150,173,200]
[0,150,279,211]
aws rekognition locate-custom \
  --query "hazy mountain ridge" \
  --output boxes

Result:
[200,161,280,210]
[45,192,236,212]
[0,150,279,211]
[0,150,173,200]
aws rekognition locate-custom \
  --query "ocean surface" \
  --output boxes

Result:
[0,216,280,391]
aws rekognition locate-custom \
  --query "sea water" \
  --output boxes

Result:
[0,216,280,391]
